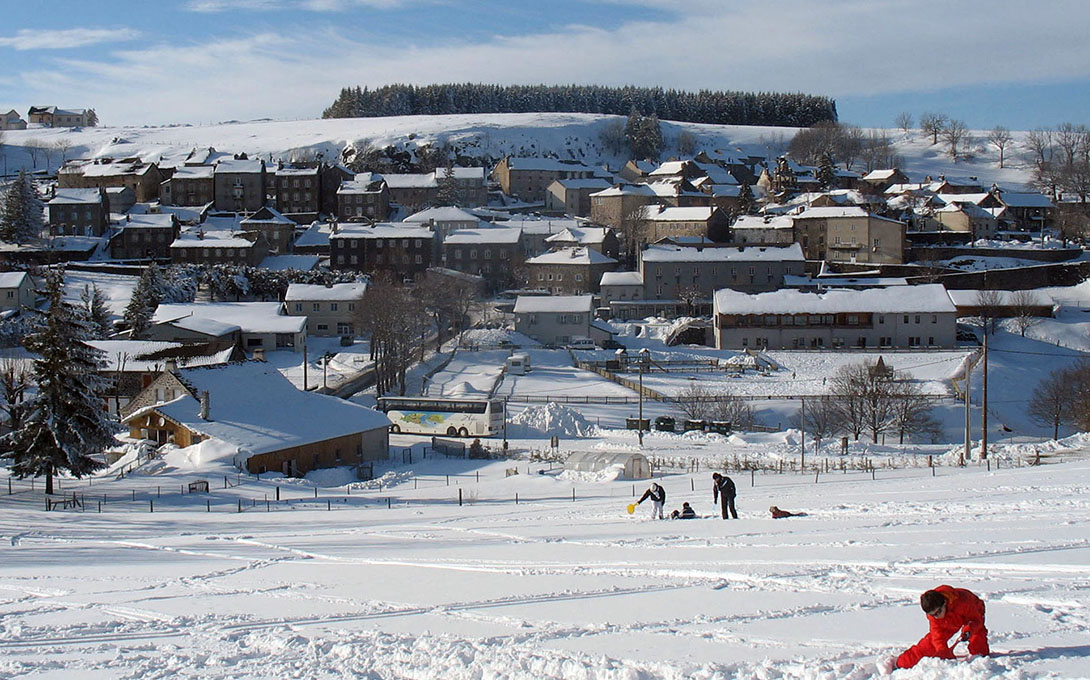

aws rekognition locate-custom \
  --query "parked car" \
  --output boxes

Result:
[601,339,625,350]
[567,337,596,350]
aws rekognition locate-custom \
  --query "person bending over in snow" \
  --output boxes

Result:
[712,472,737,519]
[895,586,989,669]
[769,506,806,518]
[670,502,696,519]
[636,482,666,519]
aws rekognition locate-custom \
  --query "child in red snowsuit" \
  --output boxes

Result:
[896,585,989,669]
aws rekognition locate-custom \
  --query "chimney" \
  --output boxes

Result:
[165,358,178,373]
[199,391,211,420]
[252,348,266,362]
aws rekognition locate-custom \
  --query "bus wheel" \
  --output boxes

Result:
[447,427,458,436]
[458,427,469,438]
[390,424,400,434]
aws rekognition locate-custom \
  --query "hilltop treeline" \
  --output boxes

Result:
[322,83,837,128]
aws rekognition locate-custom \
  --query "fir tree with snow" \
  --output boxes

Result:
[436,162,459,206]
[4,269,114,495]
[122,264,164,339]
[817,151,837,190]
[0,170,44,244]
[737,183,757,215]
[81,283,113,339]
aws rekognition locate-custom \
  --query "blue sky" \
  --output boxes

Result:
[2,0,1089,130]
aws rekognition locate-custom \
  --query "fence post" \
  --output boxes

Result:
[814,470,819,484]
[275,486,280,501]
[224,476,228,489]
[132,489,136,501]
[871,468,876,481]
[98,501,101,513]
[237,499,242,513]
[207,500,210,512]
[327,500,331,511]
[446,475,449,486]
[157,486,161,498]
[267,499,270,512]
[690,478,694,491]
[7,478,10,494]
[515,493,519,505]
[751,469,755,487]
[314,487,318,498]
[387,497,391,509]
[476,471,479,483]
[458,488,463,506]
[150,500,154,513]
[572,488,576,502]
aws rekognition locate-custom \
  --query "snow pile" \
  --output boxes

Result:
[350,469,417,491]
[558,463,624,483]
[304,466,359,488]
[162,438,240,470]
[509,402,596,438]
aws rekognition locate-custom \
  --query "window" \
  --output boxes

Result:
[915,315,921,324]
[330,303,338,312]
[348,303,355,312]
[317,324,328,331]
[848,315,858,325]
[931,315,937,324]
[350,255,358,265]
[903,315,909,324]
[575,274,583,282]
[928,336,935,345]
[455,249,463,260]
[313,303,321,312]
[878,315,885,324]
[415,255,422,264]
[294,303,302,312]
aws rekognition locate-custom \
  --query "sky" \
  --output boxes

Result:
[3,0,1090,131]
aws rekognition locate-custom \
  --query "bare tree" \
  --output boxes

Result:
[1028,366,1074,439]
[975,289,1003,335]
[796,396,841,450]
[676,382,714,420]
[708,390,755,430]
[677,285,703,317]
[0,355,31,434]
[895,112,914,135]
[676,130,697,157]
[1008,289,1042,337]
[53,138,72,163]
[357,276,428,396]
[828,364,870,441]
[415,273,479,346]
[1053,203,1090,245]
[1025,127,1054,167]
[24,138,43,169]
[617,203,650,269]
[889,374,939,444]
[1054,122,1086,168]
[942,120,970,161]
[919,112,948,145]
[987,126,1013,168]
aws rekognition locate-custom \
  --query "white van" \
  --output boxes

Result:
[506,353,531,375]
[567,337,596,350]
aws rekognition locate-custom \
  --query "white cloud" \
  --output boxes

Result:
[186,0,419,11]
[14,0,1090,126]
[0,28,140,51]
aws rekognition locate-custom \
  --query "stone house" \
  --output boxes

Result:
[492,157,595,203]
[58,158,162,203]
[47,187,109,236]
[513,294,606,346]
[160,165,215,207]
[713,283,957,350]
[544,178,612,216]
[589,183,659,230]
[27,106,88,127]
[153,302,306,354]
[273,165,320,219]
[169,230,270,266]
[382,173,438,213]
[329,223,435,280]
[213,157,266,212]
[996,191,1053,233]
[543,226,620,260]
[638,205,731,243]
[933,201,999,239]
[109,213,180,260]
[432,166,487,206]
[336,173,390,222]
[0,109,27,130]
[791,206,905,264]
[120,361,390,475]
[639,243,806,300]
[526,247,617,295]
[441,227,523,291]
[239,206,296,254]
[284,282,368,337]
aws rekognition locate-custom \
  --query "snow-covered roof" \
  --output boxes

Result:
[544,226,609,244]
[432,166,484,180]
[381,173,437,189]
[87,340,236,372]
[259,254,320,271]
[294,222,332,248]
[49,188,103,205]
[505,158,590,172]
[170,231,256,249]
[526,247,617,266]
[215,158,264,174]
[443,228,522,245]
[275,166,318,177]
[403,207,479,224]
[0,272,28,289]
[129,362,389,456]
[714,283,956,315]
[550,178,612,191]
[642,243,804,263]
[241,206,295,225]
[154,303,305,334]
[284,282,368,302]
[640,206,716,221]
[169,166,215,179]
[163,315,241,337]
[513,294,595,313]
[502,219,580,235]
[120,213,175,229]
[946,289,1050,307]
[936,193,991,207]
[863,169,901,181]
[589,183,657,198]
[79,161,155,178]
[792,206,904,224]
[998,192,1053,209]
[600,271,643,286]
[329,224,434,240]
[731,214,795,230]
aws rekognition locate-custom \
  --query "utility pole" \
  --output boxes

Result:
[637,362,644,447]
[800,396,806,469]
[302,336,308,391]
[980,331,989,460]
[962,358,972,466]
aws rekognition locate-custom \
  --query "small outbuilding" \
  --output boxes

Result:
[564,451,651,480]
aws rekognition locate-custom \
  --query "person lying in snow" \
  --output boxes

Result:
[636,482,666,520]
[895,586,989,669]
[669,502,696,519]
[769,506,806,518]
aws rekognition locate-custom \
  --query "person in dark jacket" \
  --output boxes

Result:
[711,472,737,519]
[670,502,696,519]
[636,482,666,519]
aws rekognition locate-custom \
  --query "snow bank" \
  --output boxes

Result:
[558,463,624,483]
[509,402,596,438]
[162,438,240,470]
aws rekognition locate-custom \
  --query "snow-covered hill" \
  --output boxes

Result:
[0,113,1038,189]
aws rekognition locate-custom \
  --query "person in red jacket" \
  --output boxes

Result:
[896,585,989,669]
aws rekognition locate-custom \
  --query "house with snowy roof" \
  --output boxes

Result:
[713,283,956,350]
[589,183,659,230]
[933,200,1000,239]
[618,160,656,183]
[492,157,596,203]
[47,187,109,236]
[336,172,390,222]
[861,168,910,194]
[381,173,438,213]
[169,229,269,266]
[0,109,27,130]
[213,157,266,212]
[513,294,607,346]
[544,226,619,259]
[160,165,215,207]
[239,206,297,254]
[329,223,435,279]
[403,206,479,242]
[109,213,180,260]
[0,272,35,314]
[995,191,1053,233]
[526,247,617,295]
[638,205,731,243]
[272,165,320,218]
[544,178,613,216]
[441,227,523,290]
[729,214,796,246]
[284,282,367,337]
[121,361,390,475]
[151,302,306,353]
[640,243,806,300]
[431,166,487,206]
[58,158,162,203]
[790,206,906,264]
[598,271,644,307]
[27,105,89,127]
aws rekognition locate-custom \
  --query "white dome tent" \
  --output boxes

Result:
[564,451,651,480]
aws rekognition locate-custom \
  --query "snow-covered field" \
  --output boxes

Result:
[1,440,1088,679]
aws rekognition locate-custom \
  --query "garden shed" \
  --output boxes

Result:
[564,451,651,480]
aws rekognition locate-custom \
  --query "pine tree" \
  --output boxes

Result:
[817,152,837,190]
[122,265,163,339]
[0,170,44,244]
[436,162,459,206]
[738,183,756,215]
[84,109,98,127]
[4,269,113,494]
[81,283,112,339]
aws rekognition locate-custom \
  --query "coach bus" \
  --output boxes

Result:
[377,397,505,437]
